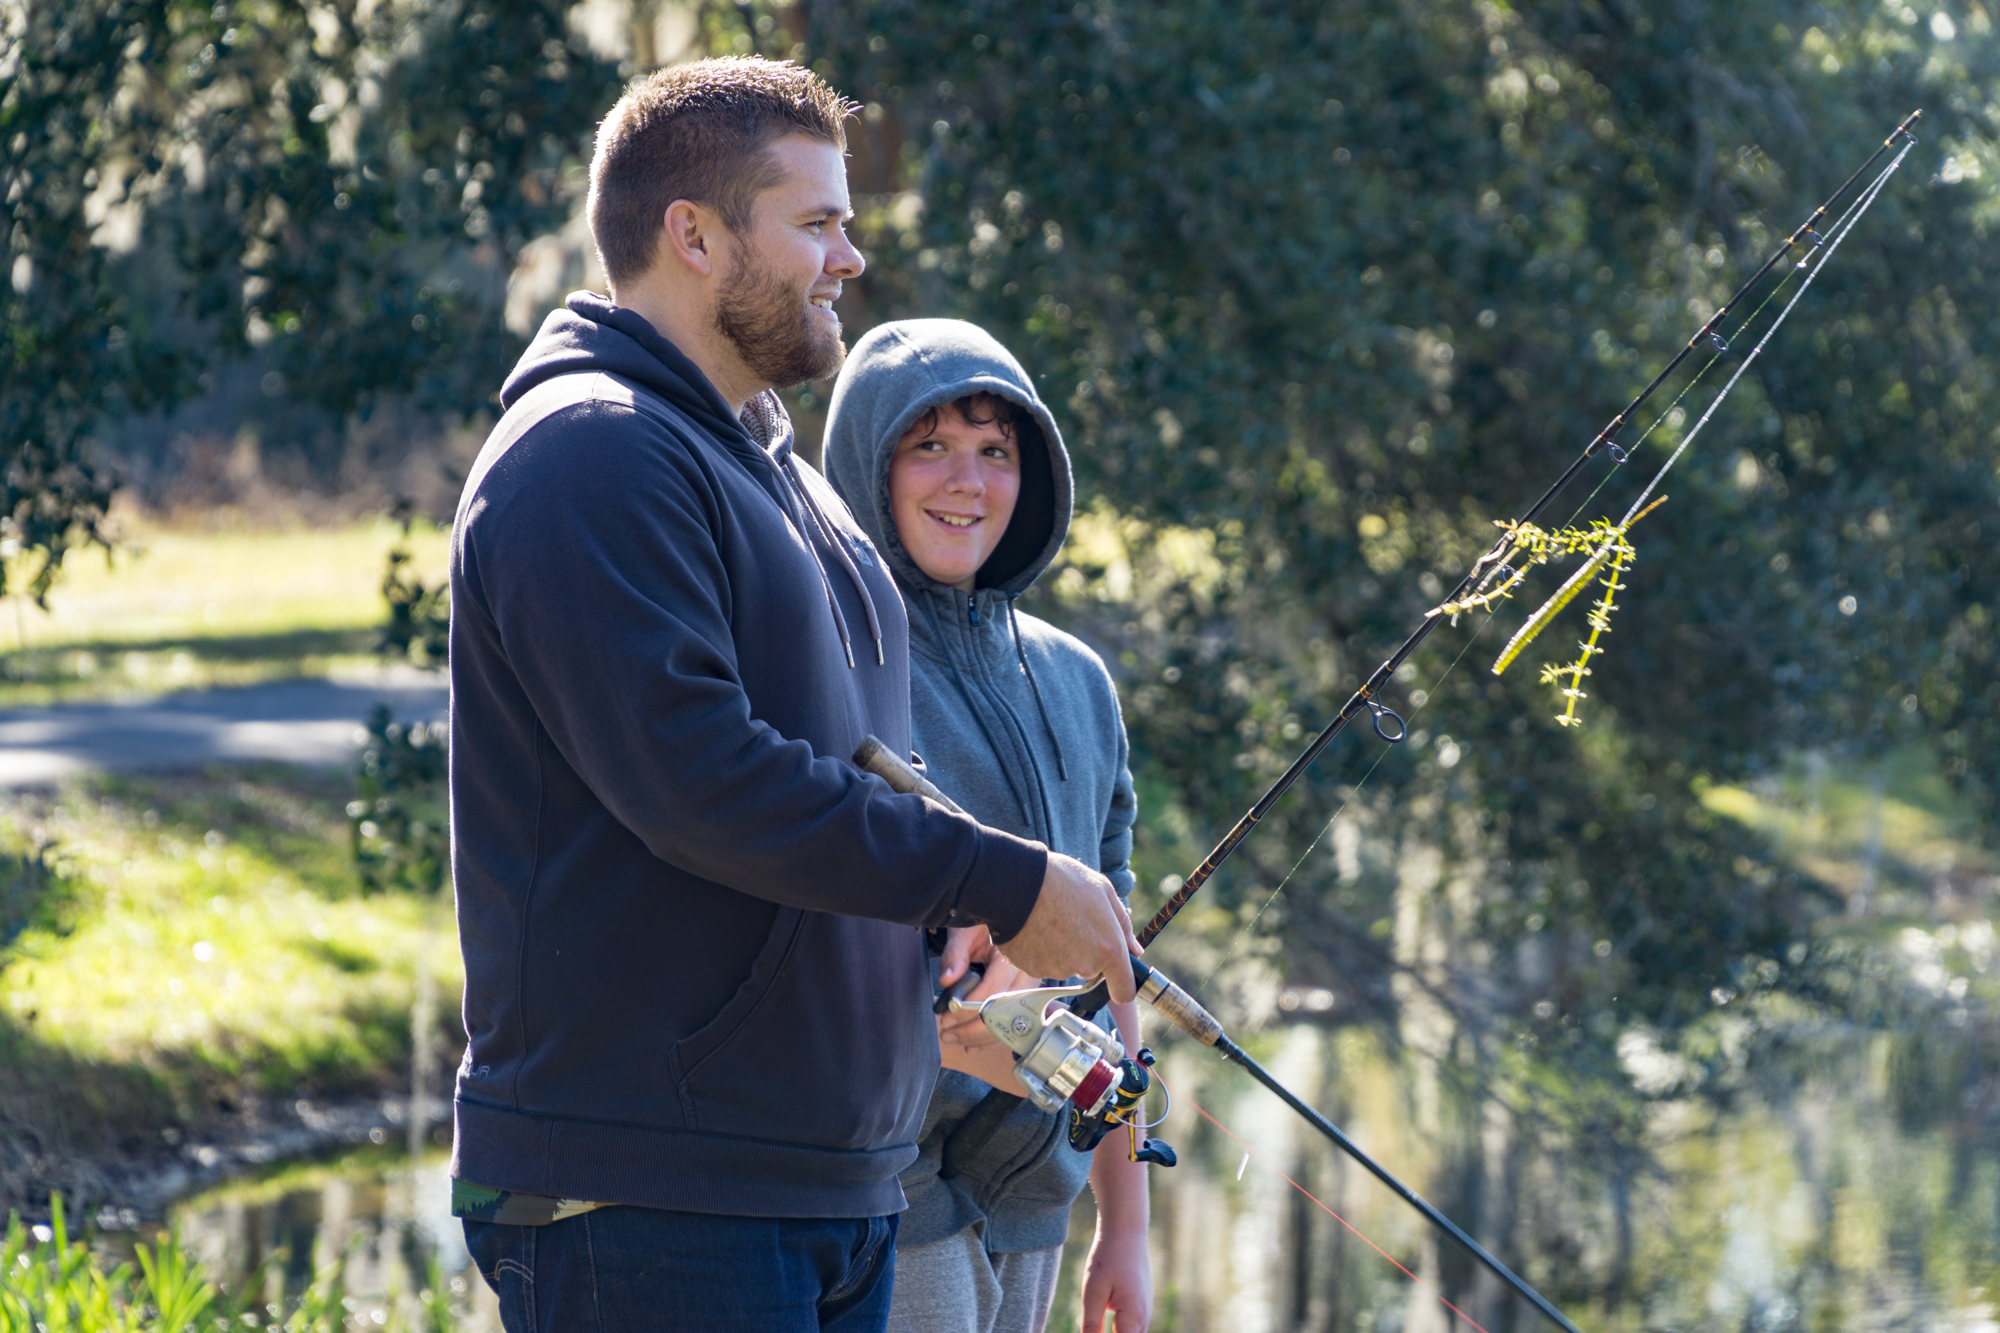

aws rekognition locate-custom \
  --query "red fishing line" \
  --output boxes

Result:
[1156,1070,1493,1333]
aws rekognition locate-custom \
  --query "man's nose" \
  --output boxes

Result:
[827,227,865,280]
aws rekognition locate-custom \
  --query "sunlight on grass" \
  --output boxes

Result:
[6,518,449,651]
[1699,748,1995,908]
[0,767,458,1094]
[0,518,447,708]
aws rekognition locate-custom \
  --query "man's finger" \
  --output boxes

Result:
[939,928,975,986]
[1104,953,1138,1005]
[1117,892,1143,956]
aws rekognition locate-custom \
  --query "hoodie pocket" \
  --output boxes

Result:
[667,906,807,1131]
[676,913,936,1149]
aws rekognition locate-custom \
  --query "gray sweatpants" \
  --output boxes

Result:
[885,1226,1063,1333]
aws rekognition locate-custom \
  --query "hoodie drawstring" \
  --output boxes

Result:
[762,452,887,670]
[920,595,1037,828]
[1008,598,1069,782]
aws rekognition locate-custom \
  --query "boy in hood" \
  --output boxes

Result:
[447,61,1140,1331]
[826,320,1153,1333]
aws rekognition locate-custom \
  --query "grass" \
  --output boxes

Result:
[0,518,449,708]
[2,1194,470,1331]
[0,766,460,1209]
[1699,746,1995,915]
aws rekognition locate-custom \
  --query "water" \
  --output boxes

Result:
[171,1148,499,1331]
[170,1027,1996,1333]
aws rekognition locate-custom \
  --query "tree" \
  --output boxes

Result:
[1,0,620,597]
[713,0,2000,1305]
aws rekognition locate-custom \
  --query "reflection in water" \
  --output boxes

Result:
[1050,1026,1999,1333]
[172,1028,1996,1333]
[172,1149,498,1331]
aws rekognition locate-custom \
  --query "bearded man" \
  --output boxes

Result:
[445,58,1141,1332]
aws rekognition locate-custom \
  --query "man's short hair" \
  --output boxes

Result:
[588,57,854,289]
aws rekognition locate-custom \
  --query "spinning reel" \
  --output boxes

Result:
[937,968,1176,1168]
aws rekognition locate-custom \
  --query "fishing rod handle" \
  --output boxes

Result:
[853,735,963,812]
[855,738,1226,1050]
[1131,958,1226,1047]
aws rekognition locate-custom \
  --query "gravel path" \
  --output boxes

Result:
[0,669,447,788]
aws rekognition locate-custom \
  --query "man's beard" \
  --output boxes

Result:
[713,243,845,390]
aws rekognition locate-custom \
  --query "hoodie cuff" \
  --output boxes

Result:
[950,827,1047,944]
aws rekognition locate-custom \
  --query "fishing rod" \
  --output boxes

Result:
[859,111,1920,1333]
[854,736,1588,1333]
[1090,107,1922,977]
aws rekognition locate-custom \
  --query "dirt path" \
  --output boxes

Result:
[0,670,447,788]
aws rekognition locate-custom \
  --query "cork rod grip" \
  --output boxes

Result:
[853,735,964,813]
[1135,962,1226,1047]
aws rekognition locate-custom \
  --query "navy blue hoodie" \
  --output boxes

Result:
[448,292,1048,1219]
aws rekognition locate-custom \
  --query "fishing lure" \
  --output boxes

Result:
[1431,497,1669,724]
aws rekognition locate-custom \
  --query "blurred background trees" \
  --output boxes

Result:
[1,0,617,594]
[6,0,1999,1320]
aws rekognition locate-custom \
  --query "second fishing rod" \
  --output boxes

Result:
[1041,108,1916,1333]
[1083,108,1923,973]
[852,736,1590,1333]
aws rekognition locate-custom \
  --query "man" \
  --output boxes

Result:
[446,57,1140,1332]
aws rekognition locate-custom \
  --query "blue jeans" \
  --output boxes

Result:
[465,1207,898,1332]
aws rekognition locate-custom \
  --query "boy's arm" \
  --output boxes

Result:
[1081,999,1153,1333]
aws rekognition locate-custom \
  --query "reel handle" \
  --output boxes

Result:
[935,961,987,1015]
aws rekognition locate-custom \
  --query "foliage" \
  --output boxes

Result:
[380,504,450,671]
[748,0,1999,1007]
[0,1195,470,1332]
[350,709,449,898]
[0,834,67,953]
[1,0,620,597]
[351,503,451,895]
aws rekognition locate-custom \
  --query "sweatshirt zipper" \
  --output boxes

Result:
[967,594,979,627]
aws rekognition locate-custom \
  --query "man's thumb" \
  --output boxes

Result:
[939,929,973,985]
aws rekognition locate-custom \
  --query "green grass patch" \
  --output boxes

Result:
[1699,747,1994,912]
[0,519,448,708]
[0,766,459,1195]
[2,1193,472,1331]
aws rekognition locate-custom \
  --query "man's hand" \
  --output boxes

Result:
[998,852,1140,1003]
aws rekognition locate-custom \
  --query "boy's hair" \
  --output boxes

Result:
[904,392,1023,443]
[588,57,855,290]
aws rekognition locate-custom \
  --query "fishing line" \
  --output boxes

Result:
[1621,145,1909,525]
[1197,605,1504,995]
[1552,159,1874,536]
[1186,149,1897,1008]
[1158,1069,1496,1333]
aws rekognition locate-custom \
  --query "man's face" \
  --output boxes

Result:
[713,136,864,391]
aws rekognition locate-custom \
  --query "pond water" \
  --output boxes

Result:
[172,1148,499,1332]
[170,1024,1995,1333]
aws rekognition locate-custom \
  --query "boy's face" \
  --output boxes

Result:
[888,404,1022,593]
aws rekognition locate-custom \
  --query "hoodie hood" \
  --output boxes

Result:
[503,291,798,467]
[823,319,1072,600]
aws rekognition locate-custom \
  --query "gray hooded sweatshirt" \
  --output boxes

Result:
[824,319,1137,1254]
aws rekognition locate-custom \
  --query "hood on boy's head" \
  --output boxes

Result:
[823,319,1072,598]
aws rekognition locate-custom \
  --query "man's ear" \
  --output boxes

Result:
[662,199,719,278]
